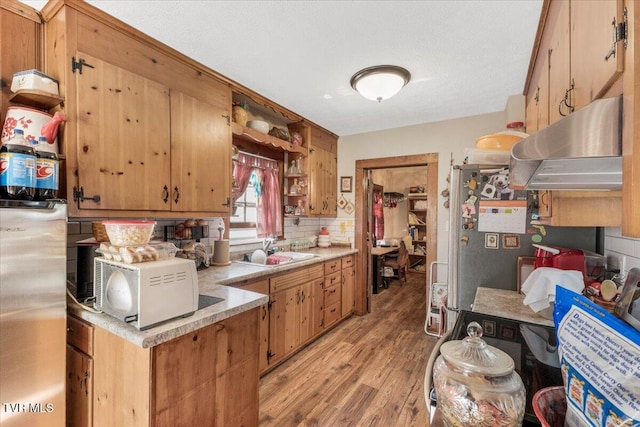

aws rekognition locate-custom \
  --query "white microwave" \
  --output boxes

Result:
[94,257,199,330]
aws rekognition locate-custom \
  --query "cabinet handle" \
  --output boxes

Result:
[162,185,169,204]
[262,306,267,320]
[222,197,231,207]
[296,290,301,304]
[173,186,180,204]
[558,79,575,117]
[301,290,306,303]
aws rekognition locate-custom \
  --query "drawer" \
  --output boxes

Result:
[324,283,341,307]
[341,255,355,269]
[228,278,269,295]
[324,259,341,275]
[325,271,341,288]
[271,264,323,293]
[67,315,94,356]
[324,302,341,328]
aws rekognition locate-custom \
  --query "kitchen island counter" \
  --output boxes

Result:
[473,287,554,327]
[68,247,358,348]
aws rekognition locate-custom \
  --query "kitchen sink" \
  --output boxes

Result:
[233,251,317,268]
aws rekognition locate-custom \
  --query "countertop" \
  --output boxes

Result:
[472,287,554,327]
[69,247,358,349]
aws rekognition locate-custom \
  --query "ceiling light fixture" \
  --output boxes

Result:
[350,65,411,102]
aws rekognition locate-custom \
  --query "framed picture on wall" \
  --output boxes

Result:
[341,176,353,193]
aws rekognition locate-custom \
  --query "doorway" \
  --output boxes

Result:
[353,153,439,315]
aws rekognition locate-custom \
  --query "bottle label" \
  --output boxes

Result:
[36,158,59,190]
[0,152,36,188]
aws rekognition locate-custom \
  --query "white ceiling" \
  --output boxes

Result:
[24,0,543,137]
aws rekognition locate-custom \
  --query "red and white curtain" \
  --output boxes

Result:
[232,152,282,237]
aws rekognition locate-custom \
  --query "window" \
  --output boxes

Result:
[230,171,258,241]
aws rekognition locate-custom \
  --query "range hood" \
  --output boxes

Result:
[510,96,622,190]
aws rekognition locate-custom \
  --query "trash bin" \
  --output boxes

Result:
[532,386,567,427]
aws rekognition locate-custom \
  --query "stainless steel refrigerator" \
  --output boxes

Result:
[445,164,600,330]
[0,200,66,426]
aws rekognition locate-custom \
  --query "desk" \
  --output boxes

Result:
[371,246,398,293]
[371,246,398,256]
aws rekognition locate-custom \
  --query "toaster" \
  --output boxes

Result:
[94,257,199,330]
[615,268,640,332]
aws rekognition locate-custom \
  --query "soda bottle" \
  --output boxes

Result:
[0,129,36,200]
[32,136,59,200]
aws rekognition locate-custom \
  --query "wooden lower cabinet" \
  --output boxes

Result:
[341,260,356,317]
[226,278,270,373]
[268,264,323,366]
[67,315,94,427]
[76,308,258,427]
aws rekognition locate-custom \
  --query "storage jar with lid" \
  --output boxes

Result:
[433,321,526,427]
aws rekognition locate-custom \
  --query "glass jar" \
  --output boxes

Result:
[433,321,526,427]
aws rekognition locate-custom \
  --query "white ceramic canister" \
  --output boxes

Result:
[2,106,61,153]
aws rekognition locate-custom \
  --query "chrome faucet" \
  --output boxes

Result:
[263,236,277,253]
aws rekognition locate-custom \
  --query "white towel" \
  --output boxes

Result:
[522,267,585,313]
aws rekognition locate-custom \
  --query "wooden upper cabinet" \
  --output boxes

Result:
[525,51,549,134]
[170,92,231,213]
[42,1,232,217]
[571,0,625,111]
[1,1,43,114]
[75,52,171,211]
[548,0,571,125]
[308,126,338,217]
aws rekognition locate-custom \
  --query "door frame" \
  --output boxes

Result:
[354,153,439,314]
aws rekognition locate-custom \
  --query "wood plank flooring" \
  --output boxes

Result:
[259,272,439,426]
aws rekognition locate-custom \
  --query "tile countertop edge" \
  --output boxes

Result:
[472,287,554,327]
[68,247,358,348]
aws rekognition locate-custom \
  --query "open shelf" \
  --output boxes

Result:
[9,89,64,109]
[231,122,307,156]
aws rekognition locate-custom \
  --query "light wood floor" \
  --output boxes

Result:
[259,272,438,426]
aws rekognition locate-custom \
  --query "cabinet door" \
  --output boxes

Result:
[67,345,92,427]
[548,0,571,125]
[214,308,259,427]
[308,145,322,215]
[341,265,355,317]
[324,149,337,215]
[268,287,298,364]
[170,91,231,213]
[152,324,217,426]
[571,0,624,110]
[299,281,314,345]
[311,277,325,336]
[234,279,270,374]
[75,52,171,211]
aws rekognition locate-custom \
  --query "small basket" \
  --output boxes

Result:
[92,221,110,243]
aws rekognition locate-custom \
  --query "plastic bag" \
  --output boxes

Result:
[553,287,640,427]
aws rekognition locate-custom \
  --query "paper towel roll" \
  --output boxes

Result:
[212,240,230,266]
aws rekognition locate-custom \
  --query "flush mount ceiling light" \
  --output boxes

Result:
[350,65,411,102]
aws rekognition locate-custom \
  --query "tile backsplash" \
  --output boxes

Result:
[604,227,640,282]
[66,216,356,280]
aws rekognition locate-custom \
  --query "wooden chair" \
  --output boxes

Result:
[383,241,409,286]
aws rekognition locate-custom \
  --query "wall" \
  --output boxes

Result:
[338,110,507,265]
[604,227,640,282]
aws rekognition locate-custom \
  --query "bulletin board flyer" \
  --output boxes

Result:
[554,287,640,427]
